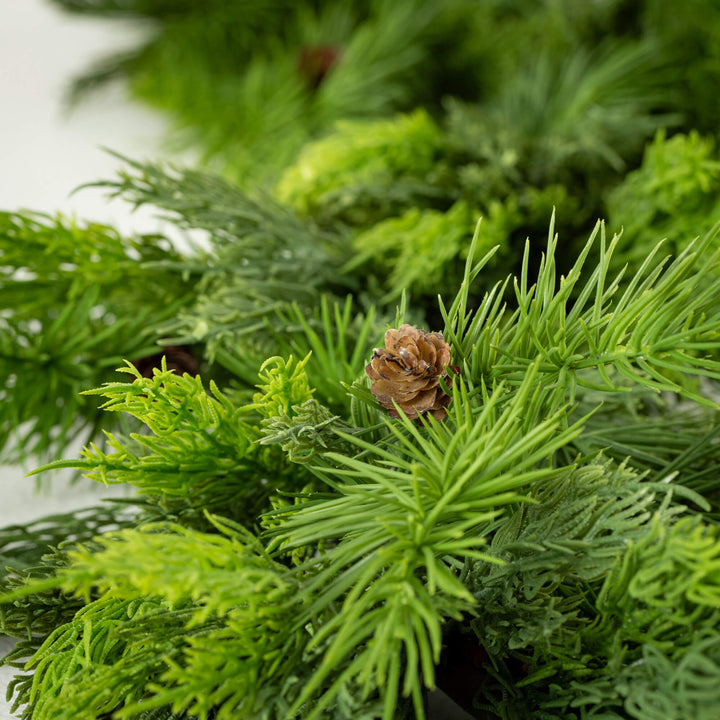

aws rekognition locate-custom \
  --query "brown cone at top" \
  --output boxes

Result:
[365,324,459,421]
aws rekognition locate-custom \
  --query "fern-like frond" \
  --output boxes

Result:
[3,517,305,720]
[28,362,290,521]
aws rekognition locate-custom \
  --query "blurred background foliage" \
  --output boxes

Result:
[50,0,720,289]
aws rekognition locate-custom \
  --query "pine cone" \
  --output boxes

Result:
[365,324,459,421]
[297,44,342,89]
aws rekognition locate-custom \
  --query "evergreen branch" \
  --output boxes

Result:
[468,460,682,661]
[262,365,586,719]
[7,596,191,720]
[276,109,445,222]
[29,362,266,514]
[0,212,190,337]
[452,39,680,183]
[444,214,720,412]
[607,130,720,269]
[345,201,484,303]
[28,358,326,524]
[4,518,305,720]
[0,504,137,578]
[264,294,383,411]
[0,211,193,462]
[549,514,720,719]
[567,396,720,504]
[84,156,357,358]
[87,153,338,252]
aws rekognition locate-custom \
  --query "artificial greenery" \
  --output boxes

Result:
[5,208,720,718]
[0,211,194,464]
[4,0,720,718]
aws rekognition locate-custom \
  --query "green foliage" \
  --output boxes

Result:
[0,503,135,579]
[466,461,674,676]
[250,354,357,464]
[464,475,720,719]
[543,515,720,720]
[54,0,468,184]
[2,516,385,720]
[56,519,303,720]
[260,365,586,719]
[272,34,677,298]
[607,130,720,271]
[453,40,675,182]
[641,0,720,133]
[8,196,720,719]
[0,212,192,462]
[568,398,720,508]
[51,0,699,192]
[92,156,352,364]
[11,4,720,713]
[276,109,443,222]
[266,294,381,411]
[31,361,284,524]
[345,200,481,302]
[6,594,187,720]
[250,354,315,418]
[442,215,720,414]
[7,215,720,718]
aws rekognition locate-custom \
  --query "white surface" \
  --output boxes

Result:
[1,3,188,716]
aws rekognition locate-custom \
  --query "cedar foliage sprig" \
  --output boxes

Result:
[87,156,353,360]
[30,359,310,524]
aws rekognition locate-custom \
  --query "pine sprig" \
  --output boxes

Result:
[261,364,586,719]
[86,155,355,359]
[0,212,192,462]
[443,215,720,411]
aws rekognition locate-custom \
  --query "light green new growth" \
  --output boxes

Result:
[608,130,720,271]
[275,109,442,219]
[345,201,480,302]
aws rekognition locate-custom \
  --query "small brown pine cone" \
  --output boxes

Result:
[365,324,459,421]
[297,44,342,89]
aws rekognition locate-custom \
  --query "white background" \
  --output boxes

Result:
[0,2,187,716]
